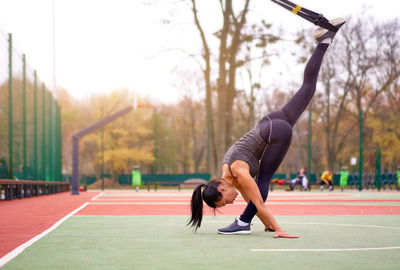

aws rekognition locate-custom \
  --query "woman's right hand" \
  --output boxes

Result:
[273,231,299,238]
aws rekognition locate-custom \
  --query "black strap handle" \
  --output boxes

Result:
[270,0,338,32]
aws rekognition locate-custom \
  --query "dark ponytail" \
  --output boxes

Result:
[187,178,223,231]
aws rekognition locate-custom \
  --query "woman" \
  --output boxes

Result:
[188,18,345,238]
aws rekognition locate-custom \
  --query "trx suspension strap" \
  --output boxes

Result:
[271,0,339,32]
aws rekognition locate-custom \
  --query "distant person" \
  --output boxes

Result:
[0,159,9,178]
[131,166,142,192]
[15,164,24,180]
[320,170,333,191]
[188,17,345,236]
[339,167,349,191]
[289,167,309,191]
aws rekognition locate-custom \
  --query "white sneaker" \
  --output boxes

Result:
[313,18,346,43]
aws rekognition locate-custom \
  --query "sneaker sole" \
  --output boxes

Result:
[313,18,346,39]
[217,230,251,235]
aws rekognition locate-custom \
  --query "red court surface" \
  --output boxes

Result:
[0,192,99,258]
[2,190,400,261]
[97,193,358,199]
[94,198,400,203]
[75,203,400,216]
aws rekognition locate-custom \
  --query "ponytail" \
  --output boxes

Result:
[187,178,223,231]
[187,184,206,231]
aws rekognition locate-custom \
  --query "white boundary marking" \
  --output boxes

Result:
[91,191,104,201]
[251,246,400,252]
[203,220,400,230]
[202,220,400,230]
[279,221,400,230]
[0,202,90,267]
[204,220,400,252]
[247,221,400,252]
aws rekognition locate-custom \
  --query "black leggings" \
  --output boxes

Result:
[240,43,328,223]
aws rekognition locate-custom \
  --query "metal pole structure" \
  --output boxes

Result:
[71,106,133,195]
[101,126,104,191]
[308,109,312,179]
[375,146,381,191]
[358,109,363,191]
[22,54,27,179]
[57,104,62,181]
[48,93,53,181]
[101,106,104,191]
[33,70,38,179]
[71,136,79,194]
[153,108,158,174]
[41,83,46,180]
[59,104,62,181]
[8,33,13,179]
[206,108,210,172]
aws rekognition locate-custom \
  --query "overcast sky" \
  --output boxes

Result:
[0,0,399,104]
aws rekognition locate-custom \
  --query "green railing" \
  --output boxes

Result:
[0,29,62,181]
[118,173,211,185]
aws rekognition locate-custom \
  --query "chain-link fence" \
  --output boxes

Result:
[0,28,62,181]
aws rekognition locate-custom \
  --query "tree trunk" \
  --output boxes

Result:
[191,0,218,176]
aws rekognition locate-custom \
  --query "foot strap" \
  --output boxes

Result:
[270,0,338,32]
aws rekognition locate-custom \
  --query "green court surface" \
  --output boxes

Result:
[3,215,400,270]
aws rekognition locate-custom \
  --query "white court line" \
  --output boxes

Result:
[203,220,400,230]
[248,221,400,252]
[251,246,400,252]
[278,221,400,230]
[91,191,104,201]
[89,202,190,205]
[0,202,90,267]
[204,220,400,252]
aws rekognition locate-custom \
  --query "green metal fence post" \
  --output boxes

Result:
[206,109,210,172]
[8,33,13,179]
[308,109,312,179]
[101,126,104,191]
[359,109,363,191]
[101,106,104,190]
[41,83,46,180]
[48,92,53,181]
[54,102,59,181]
[153,108,158,174]
[33,70,38,179]
[375,146,381,191]
[54,101,58,181]
[57,103,62,181]
[51,97,56,181]
[22,54,27,179]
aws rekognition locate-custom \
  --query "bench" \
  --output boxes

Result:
[179,179,208,189]
[0,179,70,200]
[146,181,182,191]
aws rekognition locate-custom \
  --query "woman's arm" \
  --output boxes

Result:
[235,184,274,231]
[234,165,298,238]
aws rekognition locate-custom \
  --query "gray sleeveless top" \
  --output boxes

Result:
[223,124,267,178]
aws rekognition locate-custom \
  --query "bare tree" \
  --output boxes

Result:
[298,16,400,171]
[189,0,279,175]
